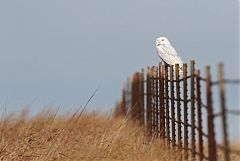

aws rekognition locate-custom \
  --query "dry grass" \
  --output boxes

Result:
[0,110,181,161]
[0,109,239,161]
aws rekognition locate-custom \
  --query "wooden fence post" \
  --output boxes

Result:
[136,73,141,123]
[218,63,230,161]
[165,65,170,145]
[196,70,203,161]
[183,64,189,159]
[175,64,182,148]
[121,89,127,116]
[146,68,153,136]
[159,64,166,138]
[170,65,176,146]
[155,67,159,134]
[140,69,145,126]
[190,60,196,159]
[151,67,156,134]
[131,74,137,121]
[206,66,217,161]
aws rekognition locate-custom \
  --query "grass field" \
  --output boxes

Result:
[0,110,239,161]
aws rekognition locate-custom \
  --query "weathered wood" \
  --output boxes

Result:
[165,65,170,145]
[159,64,166,138]
[218,64,230,161]
[170,65,176,146]
[190,60,196,159]
[146,68,152,136]
[206,66,217,161]
[183,64,189,160]
[196,70,203,161]
[175,64,182,148]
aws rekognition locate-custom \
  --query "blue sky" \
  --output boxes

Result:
[0,1,238,117]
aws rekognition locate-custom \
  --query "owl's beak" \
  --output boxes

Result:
[156,43,161,46]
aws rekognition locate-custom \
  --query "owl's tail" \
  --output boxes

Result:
[174,56,183,75]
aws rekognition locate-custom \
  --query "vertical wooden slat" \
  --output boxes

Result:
[196,70,203,161]
[136,73,141,123]
[121,89,127,116]
[218,63,230,161]
[151,67,154,135]
[190,60,196,159]
[146,68,152,136]
[165,65,170,145]
[131,74,137,121]
[183,64,189,159]
[175,64,182,148]
[155,67,159,134]
[170,65,176,146]
[206,66,217,161]
[151,67,156,134]
[140,69,145,126]
[159,64,165,138]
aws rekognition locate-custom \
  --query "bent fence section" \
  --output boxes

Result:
[114,60,240,161]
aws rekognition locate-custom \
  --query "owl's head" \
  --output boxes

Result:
[156,37,170,46]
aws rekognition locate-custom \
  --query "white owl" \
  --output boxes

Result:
[156,37,183,73]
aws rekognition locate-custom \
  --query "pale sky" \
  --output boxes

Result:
[0,0,238,118]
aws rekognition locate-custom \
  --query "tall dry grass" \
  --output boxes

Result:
[0,110,181,161]
[0,109,239,161]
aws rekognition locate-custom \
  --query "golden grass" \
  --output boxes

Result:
[0,110,181,161]
[0,110,239,161]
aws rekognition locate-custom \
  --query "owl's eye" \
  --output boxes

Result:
[161,39,164,41]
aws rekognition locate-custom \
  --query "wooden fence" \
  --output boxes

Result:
[114,60,240,161]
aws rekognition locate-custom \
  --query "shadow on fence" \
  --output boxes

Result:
[114,60,240,161]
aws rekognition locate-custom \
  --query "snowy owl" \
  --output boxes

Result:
[156,37,183,73]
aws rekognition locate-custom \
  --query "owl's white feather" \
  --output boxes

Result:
[156,37,183,73]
